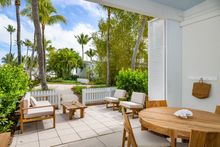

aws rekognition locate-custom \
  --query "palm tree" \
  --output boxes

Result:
[131,15,147,70]
[32,0,48,90]
[4,24,16,55]
[85,48,96,61]
[75,33,91,61]
[23,39,33,69]
[15,0,21,65]
[0,0,11,6]
[22,0,66,68]
[2,53,16,65]
[0,0,22,65]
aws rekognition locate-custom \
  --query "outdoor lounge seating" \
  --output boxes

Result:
[120,92,146,118]
[146,100,167,108]
[121,109,170,147]
[20,93,55,133]
[105,89,127,110]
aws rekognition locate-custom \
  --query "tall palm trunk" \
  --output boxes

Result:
[42,24,46,69]
[131,15,147,70]
[9,32,12,54]
[81,44,84,61]
[15,0,21,65]
[32,0,48,90]
[106,7,111,86]
[29,31,36,80]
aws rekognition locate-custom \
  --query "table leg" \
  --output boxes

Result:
[69,110,73,120]
[171,137,176,147]
[80,108,85,118]
[63,106,66,114]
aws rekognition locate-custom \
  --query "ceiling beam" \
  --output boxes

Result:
[86,0,184,21]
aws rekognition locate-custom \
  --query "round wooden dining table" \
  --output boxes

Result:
[139,107,220,147]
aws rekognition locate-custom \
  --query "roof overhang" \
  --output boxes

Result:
[86,0,184,21]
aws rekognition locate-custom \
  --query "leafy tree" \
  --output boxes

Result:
[75,33,91,61]
[4,24,16,55]
[93,8,151,85]
[48,48,82,79]
[23,39,33,69]
[85,48,96,61]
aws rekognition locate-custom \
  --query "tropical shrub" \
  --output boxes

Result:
[0,65,30,133]
[47,48,83,79]
[116,69,148,98]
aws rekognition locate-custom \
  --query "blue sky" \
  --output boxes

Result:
[0,0,106,62]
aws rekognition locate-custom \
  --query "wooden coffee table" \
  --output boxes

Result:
[61,101,87,120]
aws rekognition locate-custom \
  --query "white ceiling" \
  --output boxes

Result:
[150,0,205,10]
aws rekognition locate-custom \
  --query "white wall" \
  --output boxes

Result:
[181,0,220,112]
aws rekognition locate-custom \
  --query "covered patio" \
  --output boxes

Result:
[11,105,140,147]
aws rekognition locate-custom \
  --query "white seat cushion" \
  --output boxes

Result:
[37,101,51,106]
[133,129,170,147]
[120,101,143,109]
[131,92,146,105]
[105,97,119,103]
[24,106,53,118]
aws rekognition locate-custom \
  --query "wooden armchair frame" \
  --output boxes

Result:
[20,100,55,133]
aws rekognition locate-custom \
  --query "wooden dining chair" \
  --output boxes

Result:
[215,105,220,114]
[121,108,170,147]
[146,100,167,108]
[189,130,220,147]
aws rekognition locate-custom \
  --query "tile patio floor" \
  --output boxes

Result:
[11,105,140,147]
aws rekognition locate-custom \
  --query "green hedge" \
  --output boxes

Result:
[116,69,148,99]
[0,65,30,133]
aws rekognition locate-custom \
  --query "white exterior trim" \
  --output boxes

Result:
[181,0,220,26]
[86,0,184,21]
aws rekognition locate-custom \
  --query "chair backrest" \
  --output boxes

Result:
[146,100,167,108]
[114,89,126,98]
[131,92,146,105]
[215,105,220,114]
[189,130,220,147]
[122,108,138,147]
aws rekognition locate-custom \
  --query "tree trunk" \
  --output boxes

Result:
[15,0,21,65]
[29,31,36,80]
[82,44,84,61]
[106,7,111,86]
[32,0,48,90]
[9,32,12,55]
[42,24,46,70]
[131,15,147,70]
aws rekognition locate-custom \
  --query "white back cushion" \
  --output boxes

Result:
[114,89,126,98]
[30,96,38,106]
[131,92,146,105]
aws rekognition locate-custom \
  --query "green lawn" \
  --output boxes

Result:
[48,79,81,84]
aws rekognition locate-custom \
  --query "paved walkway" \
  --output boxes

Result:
[11,105,140,147]
[35,84,79,102]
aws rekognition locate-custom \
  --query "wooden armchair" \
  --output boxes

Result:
[20,93,55,133]
[146,100,167,108]
[104,89,127,110]
[121,109,169,147]
[120,92,146,118]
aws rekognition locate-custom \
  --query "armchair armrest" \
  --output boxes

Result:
[22,105,55,110]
